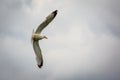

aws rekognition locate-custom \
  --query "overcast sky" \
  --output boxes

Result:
[0,0,120,80]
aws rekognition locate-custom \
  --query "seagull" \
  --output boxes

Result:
[31,10,58,68]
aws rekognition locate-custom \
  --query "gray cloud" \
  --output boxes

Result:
[0,0,120,80]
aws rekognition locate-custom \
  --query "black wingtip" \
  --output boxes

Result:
[52,10,58,17]
[37,64,43,68]
[54,10,58,13]
[37,61,43,68]
[37,65,42,68]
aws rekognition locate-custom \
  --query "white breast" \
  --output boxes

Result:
[32,34,42,40]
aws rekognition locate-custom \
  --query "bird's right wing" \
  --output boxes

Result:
[35,10,58,33]
[33,40,43,68]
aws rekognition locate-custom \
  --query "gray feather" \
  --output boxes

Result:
[33,41,43,68]
[35,10,57,33]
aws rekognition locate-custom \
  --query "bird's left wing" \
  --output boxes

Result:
[33,40,43,68]
[35,10,58,33]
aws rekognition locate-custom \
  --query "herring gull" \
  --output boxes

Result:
[31,10,58,68]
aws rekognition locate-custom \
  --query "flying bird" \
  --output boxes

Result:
[31,10,58,68]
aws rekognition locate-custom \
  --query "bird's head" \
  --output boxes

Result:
[43,36,48,39]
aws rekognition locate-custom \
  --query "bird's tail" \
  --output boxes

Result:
[31,29,34,44]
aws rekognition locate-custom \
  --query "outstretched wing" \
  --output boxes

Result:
[35,10,58,33]
[33,40,43,68]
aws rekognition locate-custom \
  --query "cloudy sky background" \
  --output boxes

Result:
[0,0,120,80]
